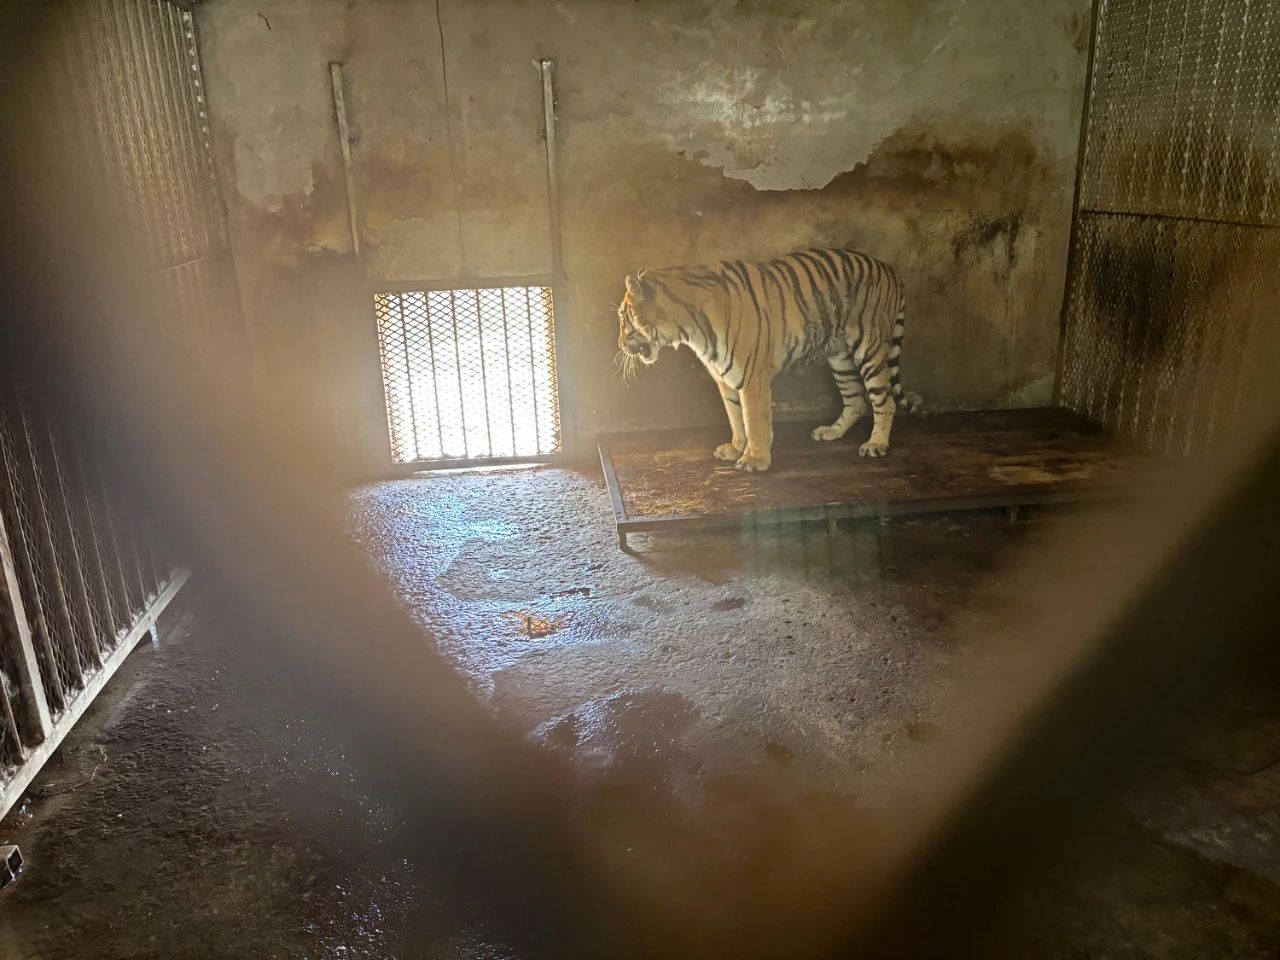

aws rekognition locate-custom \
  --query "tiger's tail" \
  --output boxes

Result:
[888,298,923,414]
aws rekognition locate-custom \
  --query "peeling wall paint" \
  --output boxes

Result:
[649,0,986,191]
[197,0,1091,465]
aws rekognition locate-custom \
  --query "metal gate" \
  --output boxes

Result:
[0,0,241,819]
[1058,0,1280,455]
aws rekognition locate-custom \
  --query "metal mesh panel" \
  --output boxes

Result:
[46,1,243,342]
[0,394,177,699]
[375,287,562,464]
[1080,0,1280,226]
[1,400,99,702]
[1,0,231,799]
[1062,212,1279,454]
[53,0,225,274]
[0,411,71,718]
[1060,0,1280,455]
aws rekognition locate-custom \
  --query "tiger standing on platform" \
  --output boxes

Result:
[617,247,921,472]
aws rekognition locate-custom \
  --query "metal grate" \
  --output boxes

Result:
[1,0,231,815]
[1079,0,1280,227]
[53,0,226,276]
[46,0,244,347]
[1061,212,1279,455]
[374,287,562,464]
[1059,0,1280,456]
[0,394,171,714]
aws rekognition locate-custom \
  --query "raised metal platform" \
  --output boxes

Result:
[598,408,1154,549]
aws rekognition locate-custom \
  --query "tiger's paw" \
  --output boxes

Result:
[811,425,847,442]
[735,451,771,473]
[858,441,889,458]
[714,442,744,461]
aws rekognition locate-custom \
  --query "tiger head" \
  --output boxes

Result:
[617,272,676,365]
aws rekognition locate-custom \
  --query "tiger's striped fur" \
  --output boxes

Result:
[617,247,920,472]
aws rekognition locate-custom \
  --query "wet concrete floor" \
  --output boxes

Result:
[2,465,1279,957]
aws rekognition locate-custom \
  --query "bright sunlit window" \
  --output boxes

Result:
[374,286,561,464]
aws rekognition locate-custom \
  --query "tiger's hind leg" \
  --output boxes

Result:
[811,351,868,442]
[858,350,896,458]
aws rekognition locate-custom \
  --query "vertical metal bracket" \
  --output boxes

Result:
[330,62,362,258]
[539,59,564,283]
[538,58,574,458]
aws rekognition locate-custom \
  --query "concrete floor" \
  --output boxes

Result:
[2,465,1279,957]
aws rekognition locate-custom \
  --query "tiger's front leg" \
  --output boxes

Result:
[714,380,747,461]
[735,376,773,472]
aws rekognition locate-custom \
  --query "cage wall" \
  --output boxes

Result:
[197,0,1093,465]
[1059,0,1280,456]
[0,0,240,817]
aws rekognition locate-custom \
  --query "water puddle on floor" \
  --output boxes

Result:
[532,689,698,773]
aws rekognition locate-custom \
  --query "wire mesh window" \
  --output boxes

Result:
[374,286,562,464]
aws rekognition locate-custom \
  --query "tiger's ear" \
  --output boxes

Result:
[625,274,649,301]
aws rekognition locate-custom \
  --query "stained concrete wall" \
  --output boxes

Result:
[197,0,1092,464]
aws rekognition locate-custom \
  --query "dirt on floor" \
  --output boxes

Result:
[1,465,1278,958]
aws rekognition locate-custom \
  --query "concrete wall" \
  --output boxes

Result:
[197,0,1092,464]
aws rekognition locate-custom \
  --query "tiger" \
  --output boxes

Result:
[616,247,920,472]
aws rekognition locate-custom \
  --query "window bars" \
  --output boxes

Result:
[1059,0,1280,456]
[375,286,562,465]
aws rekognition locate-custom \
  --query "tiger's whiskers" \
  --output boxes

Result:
[614,349,639,386]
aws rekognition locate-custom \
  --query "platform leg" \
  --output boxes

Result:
[1007,504,1021,524]
[825,516,838,536]
[0,845,22,888]
[618,530,629,552]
